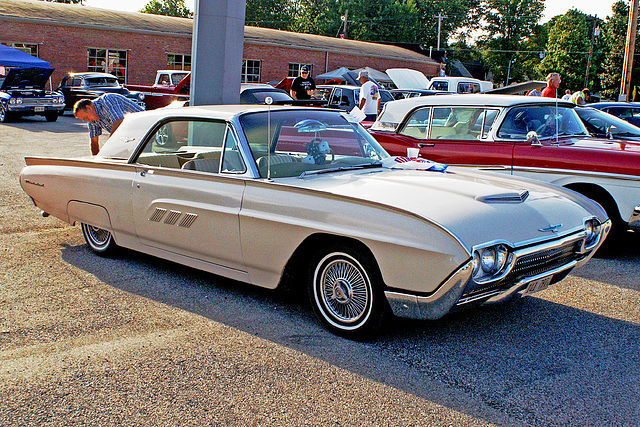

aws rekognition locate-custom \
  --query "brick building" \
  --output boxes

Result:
[0,0,440,88]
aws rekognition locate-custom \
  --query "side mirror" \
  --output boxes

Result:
[527,131,542,147]
[606,125,616,139]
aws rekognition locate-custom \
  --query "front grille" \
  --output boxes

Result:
[21,98,55,106]
[504,241,580,283]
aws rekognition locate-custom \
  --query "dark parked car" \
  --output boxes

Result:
[57,72,145,112]
[589,102,640,127]
[0,67,65,122]
[325,85,394,112]
[575,106,640,141]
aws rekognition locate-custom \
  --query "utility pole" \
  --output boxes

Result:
[338,9,348,39]
[620,0,638,101]
[435,13,447,51]
[584,16,600,88]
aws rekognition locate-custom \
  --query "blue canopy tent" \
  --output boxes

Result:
[0,44,53,90]
[0,44,50,68]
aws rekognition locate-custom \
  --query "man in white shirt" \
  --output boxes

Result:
[358,70,380,121]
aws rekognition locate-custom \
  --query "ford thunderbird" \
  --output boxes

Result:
[369,95,640,238]
[20,106,609,338]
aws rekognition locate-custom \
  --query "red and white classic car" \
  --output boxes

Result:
[369,95,640,238]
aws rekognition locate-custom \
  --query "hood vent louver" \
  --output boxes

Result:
[477,190,529,204]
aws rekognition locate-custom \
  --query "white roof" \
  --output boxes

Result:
[374,94,575,129]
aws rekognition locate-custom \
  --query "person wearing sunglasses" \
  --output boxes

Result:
[290,66,316,100]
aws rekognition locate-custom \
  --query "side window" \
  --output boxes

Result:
[431,81,449,91]
[482,109,499,138]
[399,107,430,139]
[430,107,456,139]
[221,128,246,173]
[136,119,227,172]
[158,74,170,85]
[328,88,342,107]
[458,82,481,93]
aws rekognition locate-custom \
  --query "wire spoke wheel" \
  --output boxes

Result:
[310,246,386,339]
[81,223,117,255]
[320,257,370,324]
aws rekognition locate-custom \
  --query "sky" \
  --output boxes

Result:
[83,0,619,22]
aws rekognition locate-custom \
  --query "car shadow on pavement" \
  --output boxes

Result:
[60,242,640,427]
[2,115,88,134]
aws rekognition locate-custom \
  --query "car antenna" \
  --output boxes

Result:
[265,96,273,181]
[555,96,559,145]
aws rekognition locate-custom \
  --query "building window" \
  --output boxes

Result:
[242,59,261,83]
[87,48,128,83]
[167,53,191,71]
[288,63,313,77]
[2,42,39,57]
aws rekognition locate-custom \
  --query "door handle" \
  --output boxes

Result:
[417,143,435,147]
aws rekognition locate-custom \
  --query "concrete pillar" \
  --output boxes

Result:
[190,0,246,105]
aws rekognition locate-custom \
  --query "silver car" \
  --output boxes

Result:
[20,106,609,338]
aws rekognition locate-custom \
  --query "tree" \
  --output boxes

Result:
[538,9,605,94]
[599,0,640,100]
[476,0,545,84]
[245,0,294,30]
[139,0,192,18]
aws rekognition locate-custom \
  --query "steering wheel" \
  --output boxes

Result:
[306,137,335,165]
[155,125,170,146]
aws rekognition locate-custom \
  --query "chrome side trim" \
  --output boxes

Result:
[385,260,474,320]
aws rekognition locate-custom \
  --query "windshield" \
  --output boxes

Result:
[497,104,588,139]
[242,90,292,104]
[239,109,389,178]
[576,107,640,137]
[86,77,119,87]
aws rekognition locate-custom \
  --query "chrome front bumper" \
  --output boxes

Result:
[629,205,640,230]
[385,220,611,321]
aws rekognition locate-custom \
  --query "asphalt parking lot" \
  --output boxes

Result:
[1,114,639,426]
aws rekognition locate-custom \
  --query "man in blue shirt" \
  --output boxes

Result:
[74,93,144,155]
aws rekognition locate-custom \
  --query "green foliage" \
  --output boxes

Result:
[598,0,640,100]
[139,0,192,18]
[538,9,603,93]
[477,0,545,84]
[245,0,294,30]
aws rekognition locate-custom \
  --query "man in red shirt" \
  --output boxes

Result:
[541,72,561,98]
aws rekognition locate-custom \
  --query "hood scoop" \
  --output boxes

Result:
[476,190,529,204]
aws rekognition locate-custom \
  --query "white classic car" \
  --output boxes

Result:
[20,106,610,338]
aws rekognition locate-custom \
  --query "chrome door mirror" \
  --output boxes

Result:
[526,131,542,147]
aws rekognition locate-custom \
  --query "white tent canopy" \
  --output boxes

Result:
[352,66,392,82]
[315,67,351,80]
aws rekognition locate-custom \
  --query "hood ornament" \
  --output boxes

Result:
[539,223,563,233]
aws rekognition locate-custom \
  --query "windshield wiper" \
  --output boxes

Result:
[298,162,382,178]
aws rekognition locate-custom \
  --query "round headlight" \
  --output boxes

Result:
[9,98,16,104]
[585,221,594,240]
[480,247,497,273]
[16,98,23,104]
[138,93,145,100]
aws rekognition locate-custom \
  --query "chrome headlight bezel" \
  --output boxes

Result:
[583,218,602,249]
[471,243,512,283]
